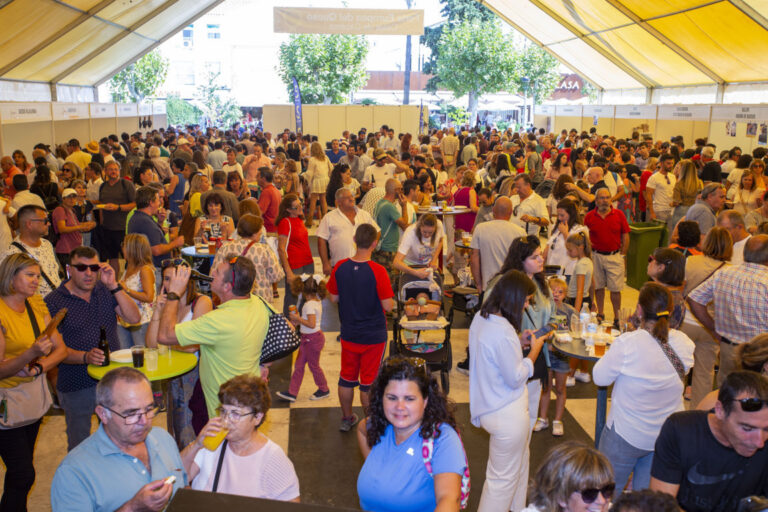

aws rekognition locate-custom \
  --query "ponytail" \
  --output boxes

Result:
[638,282,672,344]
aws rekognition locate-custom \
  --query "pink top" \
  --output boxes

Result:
[453,186,476,232]
[52,206,82,254]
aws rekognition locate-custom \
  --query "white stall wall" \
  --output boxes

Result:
[708,105,768,156]
[91,118,117,139]
[53,120,90,147]
[262,104,424,145]
[656,105,711,146]
[554,105,582,135]
[581,105,615,135]
[614,105,657,139]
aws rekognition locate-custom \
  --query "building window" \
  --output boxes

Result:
[182,26,193,47]
[178,62,195,86]
[207,24,220,39]
[204,61,222,75]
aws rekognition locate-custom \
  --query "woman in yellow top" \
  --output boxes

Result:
[0,253,67,510]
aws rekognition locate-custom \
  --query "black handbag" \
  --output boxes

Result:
[257,296,301,364]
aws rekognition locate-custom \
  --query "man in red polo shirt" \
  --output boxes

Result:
[585,188,630,326]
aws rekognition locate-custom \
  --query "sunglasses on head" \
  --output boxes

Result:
[161,258,185,269]
[70,263,100,272]
[579,483,615,503]
[733,397,768,412]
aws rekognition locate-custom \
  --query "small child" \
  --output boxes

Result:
[533,278,575,437]
[277,274,330,402]
[565,231,594,386]
[565,231,593,312]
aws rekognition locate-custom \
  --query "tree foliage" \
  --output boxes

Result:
[166,95,202,127]
[277,34,369,104]
[511,45,561,105]
[421,0,495,92]
[435,19,516,123]
[108,50,169,103]
[196,72,242,128]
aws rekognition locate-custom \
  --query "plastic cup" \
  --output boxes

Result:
[145,348,158,371]
[131,345,145,368]
[208,241,216,254]
[594,337,607,357]
[202,428,229,451]
[158,344,169,355]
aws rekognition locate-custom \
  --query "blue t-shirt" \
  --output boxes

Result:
[127,210,167,267]
[327,259,393,345]
[326,149,347,164]
[375,199,401,252]
[357,424,465,512]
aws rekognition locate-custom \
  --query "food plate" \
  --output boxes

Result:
[111,349,133,363]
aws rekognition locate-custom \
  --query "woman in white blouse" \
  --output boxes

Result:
[727,169,764,216]
[393,214,445,279]
[469,270,545,512]
[543,198,586,278]
[593,282,694,497]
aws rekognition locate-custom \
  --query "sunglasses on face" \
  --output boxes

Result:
[733,397,768,412]
[71,263,100,272]
[579,483,615,503]
[30,218,50,224]
[161,258,185,269]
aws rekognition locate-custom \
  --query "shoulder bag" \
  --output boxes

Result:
[256,295,301,364]
[11,242,56,292]
[422,423,471,509]
[0,300,53,429]
[211,439,228,492]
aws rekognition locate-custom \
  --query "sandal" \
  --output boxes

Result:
[596,313,605,323]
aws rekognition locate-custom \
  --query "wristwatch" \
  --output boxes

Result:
[109,284,124,294]
[166,292,181,301]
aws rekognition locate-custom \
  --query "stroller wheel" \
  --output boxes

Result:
[440,369,450,394]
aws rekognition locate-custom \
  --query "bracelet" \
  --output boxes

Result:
[83,352,88,364]
[30,362,43,376]
[110,284,124,294]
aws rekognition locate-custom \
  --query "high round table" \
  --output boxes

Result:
[88,349,197,433]
[551,333,612,447]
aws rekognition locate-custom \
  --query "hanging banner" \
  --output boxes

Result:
[419,101,424,134]
[274,7,424,35]
[292,77,303,133]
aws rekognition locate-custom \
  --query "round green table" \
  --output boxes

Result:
[88,349,197,435]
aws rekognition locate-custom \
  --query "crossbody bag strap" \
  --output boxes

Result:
[211,439,228,492]
[12,242,55,290]
[24,300,41,339]
[684,262,726,299]
[241,240,256,256]
[654,337,686,381]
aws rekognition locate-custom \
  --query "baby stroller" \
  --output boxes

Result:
[390,270,453,394]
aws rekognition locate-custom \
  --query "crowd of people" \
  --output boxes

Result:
[0,123,766,512]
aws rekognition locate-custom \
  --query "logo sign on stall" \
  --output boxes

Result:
[274,8,424,35]
[292,77,303,133]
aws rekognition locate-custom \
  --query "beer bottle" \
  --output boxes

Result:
[98,326,110,366]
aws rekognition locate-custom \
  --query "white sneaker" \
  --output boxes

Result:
[552,420,564,437]
[575,370,592,383]
[533,418,549,432]
[566,376,576,387]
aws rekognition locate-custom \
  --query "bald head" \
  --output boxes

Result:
[384,178,401,197]
[587,167,604,185]
[493,196,513,220]
[0,156,13,171]
[745,234,768,265]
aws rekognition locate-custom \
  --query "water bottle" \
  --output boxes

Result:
[579,303,590,338]
[585,312,598,346]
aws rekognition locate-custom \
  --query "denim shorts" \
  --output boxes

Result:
[547,344,571,373]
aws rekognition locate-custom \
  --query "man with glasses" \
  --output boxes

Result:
[650,371,768,512]
[1,204,61,297]
[45,246,140,450]
[646,153,677,222]
[52,367,186,512]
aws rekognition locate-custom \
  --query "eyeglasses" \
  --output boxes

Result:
[102,405,159,425]
[161,258,185,269]
[71,263,100,272]
[216,406,257,422]
[579,483,615,503]
[30,218,50,224]
[228,256,238,284]
[732,398,768,412]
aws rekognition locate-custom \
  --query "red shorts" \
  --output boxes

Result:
[338,340,386,391]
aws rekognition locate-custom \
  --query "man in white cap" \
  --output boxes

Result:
[172,137,193,162]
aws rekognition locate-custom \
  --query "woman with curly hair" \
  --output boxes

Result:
[357,355,467,512]
[522,441,614,512]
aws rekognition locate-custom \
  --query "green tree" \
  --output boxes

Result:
[277,34,369,104]
[511,44,561,105]
[108,50,169,103]
[166,95,202,126]
[197,72,242,128]
[435,19,515,125]
[421,0,495,92]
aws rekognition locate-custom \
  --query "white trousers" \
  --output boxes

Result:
[477,388,531,512]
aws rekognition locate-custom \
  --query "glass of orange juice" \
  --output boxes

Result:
[202,428,229,451]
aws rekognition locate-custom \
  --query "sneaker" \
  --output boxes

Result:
[574,370,592,383]
[566,375,576,387]
[276,391,296,402]
[456,359,469,376]
[310,389,330,401]
[339,413,359,432]
[533,417,549,432]
[552,420,564,437]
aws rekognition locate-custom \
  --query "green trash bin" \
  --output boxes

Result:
[626,222,666,289]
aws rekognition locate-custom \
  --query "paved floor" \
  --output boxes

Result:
[1,230,645,510]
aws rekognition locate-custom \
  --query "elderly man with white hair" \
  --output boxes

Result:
[565,166,608,211]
